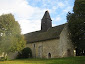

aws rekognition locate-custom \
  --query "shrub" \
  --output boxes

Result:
[17,47,32,59]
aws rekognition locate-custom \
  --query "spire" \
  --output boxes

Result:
[42,11,52,20]
[41,11,52,32]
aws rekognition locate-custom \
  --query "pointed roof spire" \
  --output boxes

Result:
[41,11,52,32]
[42,10,52,20]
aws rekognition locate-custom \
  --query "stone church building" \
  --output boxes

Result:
[24,11,74,58]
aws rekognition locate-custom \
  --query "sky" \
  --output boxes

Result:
[0,0,75,34]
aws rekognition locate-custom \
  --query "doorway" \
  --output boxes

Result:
[48,53,51,58]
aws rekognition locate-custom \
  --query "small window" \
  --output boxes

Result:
[34,44,35,47]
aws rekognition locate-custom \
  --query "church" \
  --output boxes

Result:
[24,11,75,58]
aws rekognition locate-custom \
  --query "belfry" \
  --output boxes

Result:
[41,11,52,31]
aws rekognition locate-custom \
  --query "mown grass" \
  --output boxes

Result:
[0,56,85,64]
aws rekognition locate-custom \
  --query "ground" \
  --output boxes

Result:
[0,56,85,64]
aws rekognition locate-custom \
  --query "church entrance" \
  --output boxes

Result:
[48,53,51,58]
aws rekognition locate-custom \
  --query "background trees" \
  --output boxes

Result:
[0,14,26,59]
[67,0,85,55]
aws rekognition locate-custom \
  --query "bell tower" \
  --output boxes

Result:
[41,11,52,32]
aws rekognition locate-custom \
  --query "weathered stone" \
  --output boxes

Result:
[41,11,52,32]
[25,11,75,58]
[26,25,74,58]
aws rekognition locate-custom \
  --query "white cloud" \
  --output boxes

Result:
[0,0,74,34]
[52,24,57,27]
[58,2,65,8]
[63,6,73,13]
[52,17,62,27]
[18,19,41,34]
[52,6,58,11]
[0,0,46,34]
[56,17,61,21]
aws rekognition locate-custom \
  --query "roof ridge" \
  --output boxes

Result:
[24,23,66,43]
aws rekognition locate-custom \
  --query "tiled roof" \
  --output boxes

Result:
[24,24,65,43]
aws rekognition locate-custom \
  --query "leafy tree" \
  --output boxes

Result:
[73,0,85,15]
[67,0,85,50]
[0,14,26,59]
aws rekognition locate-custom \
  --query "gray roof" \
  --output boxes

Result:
[24,24,65,43]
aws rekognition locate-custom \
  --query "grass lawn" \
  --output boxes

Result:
[0,56,85,64]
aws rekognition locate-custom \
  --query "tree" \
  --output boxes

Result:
[0,14,26,59]
[67,0,85,50]
[73,0,85,15]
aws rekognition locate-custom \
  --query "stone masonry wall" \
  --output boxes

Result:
[26,39,61,58]
[59,25,74,57]
[26,25,74,58]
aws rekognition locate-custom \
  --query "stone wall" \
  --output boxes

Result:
[59,25,74,57]
[26,39,61,58]
[26,25,74,58]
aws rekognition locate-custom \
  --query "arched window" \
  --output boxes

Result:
[48,53,51,58]
[34,44,35,48]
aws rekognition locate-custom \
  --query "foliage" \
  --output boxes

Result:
[0,56,85,64]
[67,0,85,50]
[73,0,85,15]
[0,14,26,59]
[17,47,32,59]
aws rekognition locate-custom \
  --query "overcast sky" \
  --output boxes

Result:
[0,0,75,34]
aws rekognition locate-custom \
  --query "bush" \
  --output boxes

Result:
[0,57,7,61]
[17,47,32,59]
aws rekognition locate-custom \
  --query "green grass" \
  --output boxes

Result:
[0,56,85,64]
